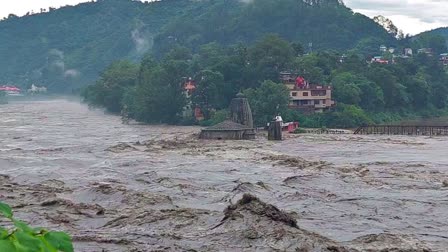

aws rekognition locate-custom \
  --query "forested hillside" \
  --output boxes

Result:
[83,34,448,128]
[0,0,396,92]
[416,27,448,47]
[152,0,396,56]
[0,0,193,92]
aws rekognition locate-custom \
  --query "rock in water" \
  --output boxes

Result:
[230,92,254,128]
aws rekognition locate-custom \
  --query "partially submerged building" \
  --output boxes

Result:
[200,120,255,140]
[280,72,335,113]
[200,93,255,140]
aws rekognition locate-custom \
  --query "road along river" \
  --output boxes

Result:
[0,99,447,251]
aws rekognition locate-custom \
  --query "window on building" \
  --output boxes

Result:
[315,100,320,105]
[303,92,309,96]
[292,92,297,97]
[323,100,326,104]
[311,90,327,96]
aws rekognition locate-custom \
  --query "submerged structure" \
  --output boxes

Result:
[230,92,254,128]
[200,93,255,140]
[200,120,255,140]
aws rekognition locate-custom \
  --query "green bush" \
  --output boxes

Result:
[199,109,229,127]
[0,201,73,252]
[326,104,373,128]
[292,128,308,134]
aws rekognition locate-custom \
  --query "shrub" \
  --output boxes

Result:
[0,201,74,252]
[292,128,307,134]
[199,109,229,126]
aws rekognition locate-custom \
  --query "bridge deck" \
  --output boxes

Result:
[354,125,448,136]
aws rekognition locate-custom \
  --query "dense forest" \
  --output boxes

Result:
[83,33,448,128]
[0,0,397,92]
[0,0,194,92]
[2,0,448,128]
[418,27,448,46]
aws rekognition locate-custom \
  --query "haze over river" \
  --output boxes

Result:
[0,98,447,251]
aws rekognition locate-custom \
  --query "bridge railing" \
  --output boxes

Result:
[354,125,448,136]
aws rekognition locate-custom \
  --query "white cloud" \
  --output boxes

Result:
[0,0,91,19]
[344,0,448,35]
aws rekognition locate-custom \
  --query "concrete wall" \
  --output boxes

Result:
[200,129,255,140]
[200,130,245,140]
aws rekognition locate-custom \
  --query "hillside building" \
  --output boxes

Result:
[280,72,335,113]
[371,56,389,64]
[404,48,413,57]
[182,78,204,121]
[440,53,448,66]
[418,48,433,56]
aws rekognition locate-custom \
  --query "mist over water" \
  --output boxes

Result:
[0,99,446,251]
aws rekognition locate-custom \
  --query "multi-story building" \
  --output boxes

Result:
[280,72,335,113]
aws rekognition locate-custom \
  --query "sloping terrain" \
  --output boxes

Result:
[0,0,395,92]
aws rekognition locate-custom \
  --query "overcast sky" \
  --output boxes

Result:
[0,0,447,35]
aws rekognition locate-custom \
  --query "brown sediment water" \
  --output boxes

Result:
[0,99,446,251]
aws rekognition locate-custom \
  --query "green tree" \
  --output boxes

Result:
[367,66,410,110]
[291,54,325,84]
[248,35,294,83]
[82,60,139,113]
[332,72,362,105]
[331,72,384,111]
[133,60,187,124]
[192,70,226,119]
[0,201,73,252]
[327,104,373,128]
[243,80,290,126]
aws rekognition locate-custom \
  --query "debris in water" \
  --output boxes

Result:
[443,180,448,187]
[224,194,298,228]
[105,143,138,153]
[262,154,327,169]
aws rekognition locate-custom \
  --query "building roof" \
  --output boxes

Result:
[202,120,252,131]
[184,81,196,91]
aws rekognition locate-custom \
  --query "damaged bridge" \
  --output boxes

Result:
[354,125,448,136]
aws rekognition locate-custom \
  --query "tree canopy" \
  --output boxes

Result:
[0,0,397,92]
[83,33,448,128]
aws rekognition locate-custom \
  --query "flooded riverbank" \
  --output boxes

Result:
[0,99,446,251]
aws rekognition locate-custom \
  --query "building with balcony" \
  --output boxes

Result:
[280,72,335,113]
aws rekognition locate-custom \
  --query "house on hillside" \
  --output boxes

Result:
[418,48,433,56]
[440,53,448,66]
[404,48,413,57]
[371,56,389,64]
[182,77,204,121]
[280,72,335,113]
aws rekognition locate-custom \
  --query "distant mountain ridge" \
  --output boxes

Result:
[0,0,397,92]
[416,27,448,47]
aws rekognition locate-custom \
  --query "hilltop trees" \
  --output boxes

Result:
[1,0,403,92]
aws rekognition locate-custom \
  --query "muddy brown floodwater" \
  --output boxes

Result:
[0,98,447,252]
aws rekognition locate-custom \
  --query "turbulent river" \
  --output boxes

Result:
[0,99,447,251]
